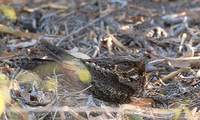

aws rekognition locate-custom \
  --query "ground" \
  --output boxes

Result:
[0,0,200,119]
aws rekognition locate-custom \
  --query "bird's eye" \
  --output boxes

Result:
[128,77,134,82]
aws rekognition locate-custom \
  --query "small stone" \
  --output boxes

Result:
[196,70,200,78]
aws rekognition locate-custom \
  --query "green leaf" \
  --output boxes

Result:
[42,78,58,91]
[0,73,9,86]
[0,73,10,116]
[0,5,17,21]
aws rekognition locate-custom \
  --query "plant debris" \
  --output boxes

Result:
[0,0,200,119]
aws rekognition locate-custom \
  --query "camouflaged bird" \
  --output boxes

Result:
[9,41,145,104]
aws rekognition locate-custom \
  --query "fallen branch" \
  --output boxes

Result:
[0,24,40,39]
[161,67,191,81]
[7,40,37,49]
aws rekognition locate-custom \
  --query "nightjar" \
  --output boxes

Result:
[8,41,145,104]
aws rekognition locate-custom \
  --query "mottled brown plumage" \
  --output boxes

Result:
[84,56,145,103]
[9,41,145,104]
